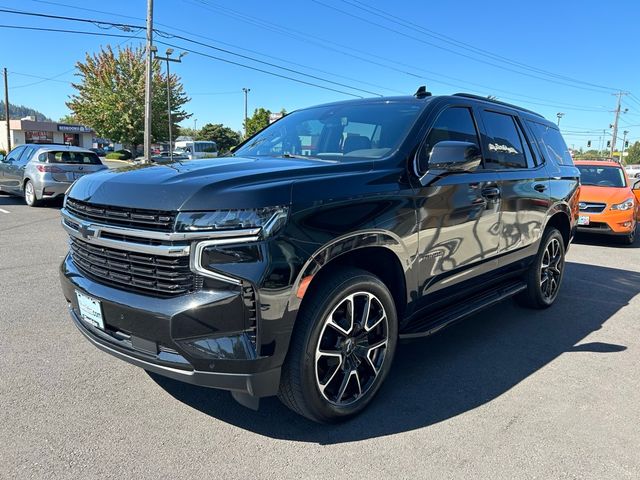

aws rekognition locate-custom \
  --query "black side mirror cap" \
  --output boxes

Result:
[429,141,482,173]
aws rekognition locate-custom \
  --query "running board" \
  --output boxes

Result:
[399,280,527,340]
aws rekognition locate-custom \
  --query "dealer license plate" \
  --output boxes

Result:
[578,215,590,226]
[76,290,104,330]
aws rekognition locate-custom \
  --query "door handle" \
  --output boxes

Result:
[534,183,547,192]
[481,186,501,199]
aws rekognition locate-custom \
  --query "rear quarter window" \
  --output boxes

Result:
[527,121,574,166]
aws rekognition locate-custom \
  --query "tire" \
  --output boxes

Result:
[24,180,41,207]
[517,228,566,309]
[278,267,398,423]
[620,225,636,245]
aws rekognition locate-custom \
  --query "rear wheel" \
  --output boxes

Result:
[517,228,565,309]
[278,267,397,423]
[24,180,41,207]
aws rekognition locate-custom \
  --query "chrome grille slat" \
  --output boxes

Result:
[69,237,196,297]
[579,202,606,213]
[66,198,176,232]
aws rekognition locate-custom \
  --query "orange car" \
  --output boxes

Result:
[574,160,640,244]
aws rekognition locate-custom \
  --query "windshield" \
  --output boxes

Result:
[41,151,101,165]
[577,165,627,187]
[233,101,424,160]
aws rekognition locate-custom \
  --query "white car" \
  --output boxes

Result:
[625,164,640,178]
[173,140,218,159]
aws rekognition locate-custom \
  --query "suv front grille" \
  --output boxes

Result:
[69,237,197,297]
[579,202,606,213]
[66,198,176,232]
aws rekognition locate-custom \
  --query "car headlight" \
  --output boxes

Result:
[610,198,634,211]
[175,206,289,237]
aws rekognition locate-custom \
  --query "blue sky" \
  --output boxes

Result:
[2,0,640,149]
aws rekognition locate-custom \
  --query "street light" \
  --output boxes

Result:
[154,49,187,161]
[556,112,564,126]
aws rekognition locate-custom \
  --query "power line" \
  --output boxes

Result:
[337,0,618,92]
[26,0,404,95]
[0,7,382,97]
[311,0,617,94]
[185,0,612,111]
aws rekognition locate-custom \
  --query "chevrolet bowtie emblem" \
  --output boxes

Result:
[78,223,96,239]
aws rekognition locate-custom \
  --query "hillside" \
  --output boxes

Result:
[0,101,52,122]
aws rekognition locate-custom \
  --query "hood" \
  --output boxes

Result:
[67,156,371,211]
[579,184,633,206]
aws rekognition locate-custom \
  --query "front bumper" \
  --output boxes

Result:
[577,209,636,236]
[60,255,281,398]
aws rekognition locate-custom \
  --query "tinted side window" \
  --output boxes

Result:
[481,111,528,169]
[527,121,573,166]
[418,107,480,174]
[20,146,38,163]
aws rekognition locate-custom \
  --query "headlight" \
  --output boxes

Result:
[175,206,289,237]
[610,198,634,211]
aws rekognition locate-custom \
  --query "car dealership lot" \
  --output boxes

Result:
[1,195,639,480]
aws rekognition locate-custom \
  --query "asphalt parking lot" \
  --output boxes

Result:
[1,193,639,480]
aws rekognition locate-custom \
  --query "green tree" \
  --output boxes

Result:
[177,127,197,139]
[196,123,242,153]
[244,107,271,137]
[626,141,640,165]
[58,113,78,124]
[67,45,190,151]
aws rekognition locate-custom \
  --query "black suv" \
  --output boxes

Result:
[59,90,579,423]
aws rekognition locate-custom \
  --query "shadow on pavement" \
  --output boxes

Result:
[573,231,639,249]
[0,194,62,208]
[148,261,640,443]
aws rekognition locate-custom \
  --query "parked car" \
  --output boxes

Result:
[625,164,640,178]
[90,147,106,157]
[59,91,579,422]
[575,160,640,244]
[0,144,107,207]
[174,140,218,159]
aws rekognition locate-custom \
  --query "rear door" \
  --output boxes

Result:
[476,108,551,262]
[415,103,502,298]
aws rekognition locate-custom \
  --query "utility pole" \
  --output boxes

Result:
[194,118,197,135]
[556,112,564,127]
[610,91,628,158]
[620,130,629,164]
[154,49,187,162]
[3,68,10,152]
[242,87,250,137]
[143,0,154,163]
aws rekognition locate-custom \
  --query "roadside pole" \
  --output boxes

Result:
[143,0,154,163]
[154,50,187,162]
[3,68,10,152]
[242,87,250,138]
[610,91,628,158]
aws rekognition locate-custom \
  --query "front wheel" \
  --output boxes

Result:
[517,228,566,309]
[24,180,41,207]
[620,225,636,245]
[278,267,398,423]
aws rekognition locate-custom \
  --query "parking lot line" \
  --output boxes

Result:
[0,208,10,213]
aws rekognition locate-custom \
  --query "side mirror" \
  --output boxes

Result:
[633,179,640,191]
[0,154,5,162]
[429,141,482,172]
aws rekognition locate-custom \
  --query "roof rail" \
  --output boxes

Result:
[452,93,544,118]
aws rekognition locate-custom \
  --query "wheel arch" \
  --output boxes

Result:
[290,231,410,321]
[544,209,572,248]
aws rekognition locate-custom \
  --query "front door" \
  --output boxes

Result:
[0,145,26,192]
[415,105,502,298]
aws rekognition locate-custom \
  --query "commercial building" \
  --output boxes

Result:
[0,117,94,152]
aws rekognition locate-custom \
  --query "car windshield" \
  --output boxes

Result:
[42,151,102,165]
[233,101,424,160]
[577,165,627,187]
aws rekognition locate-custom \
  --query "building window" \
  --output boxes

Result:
[63,133,80,146]
[25,131,53,144]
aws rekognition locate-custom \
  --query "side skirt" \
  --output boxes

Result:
[399,279,527,340]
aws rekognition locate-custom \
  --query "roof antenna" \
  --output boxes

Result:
[414,85,431,98]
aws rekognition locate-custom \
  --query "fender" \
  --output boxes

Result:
[287,229,414,312]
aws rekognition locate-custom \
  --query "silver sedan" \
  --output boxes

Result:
[0,145,108,207]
